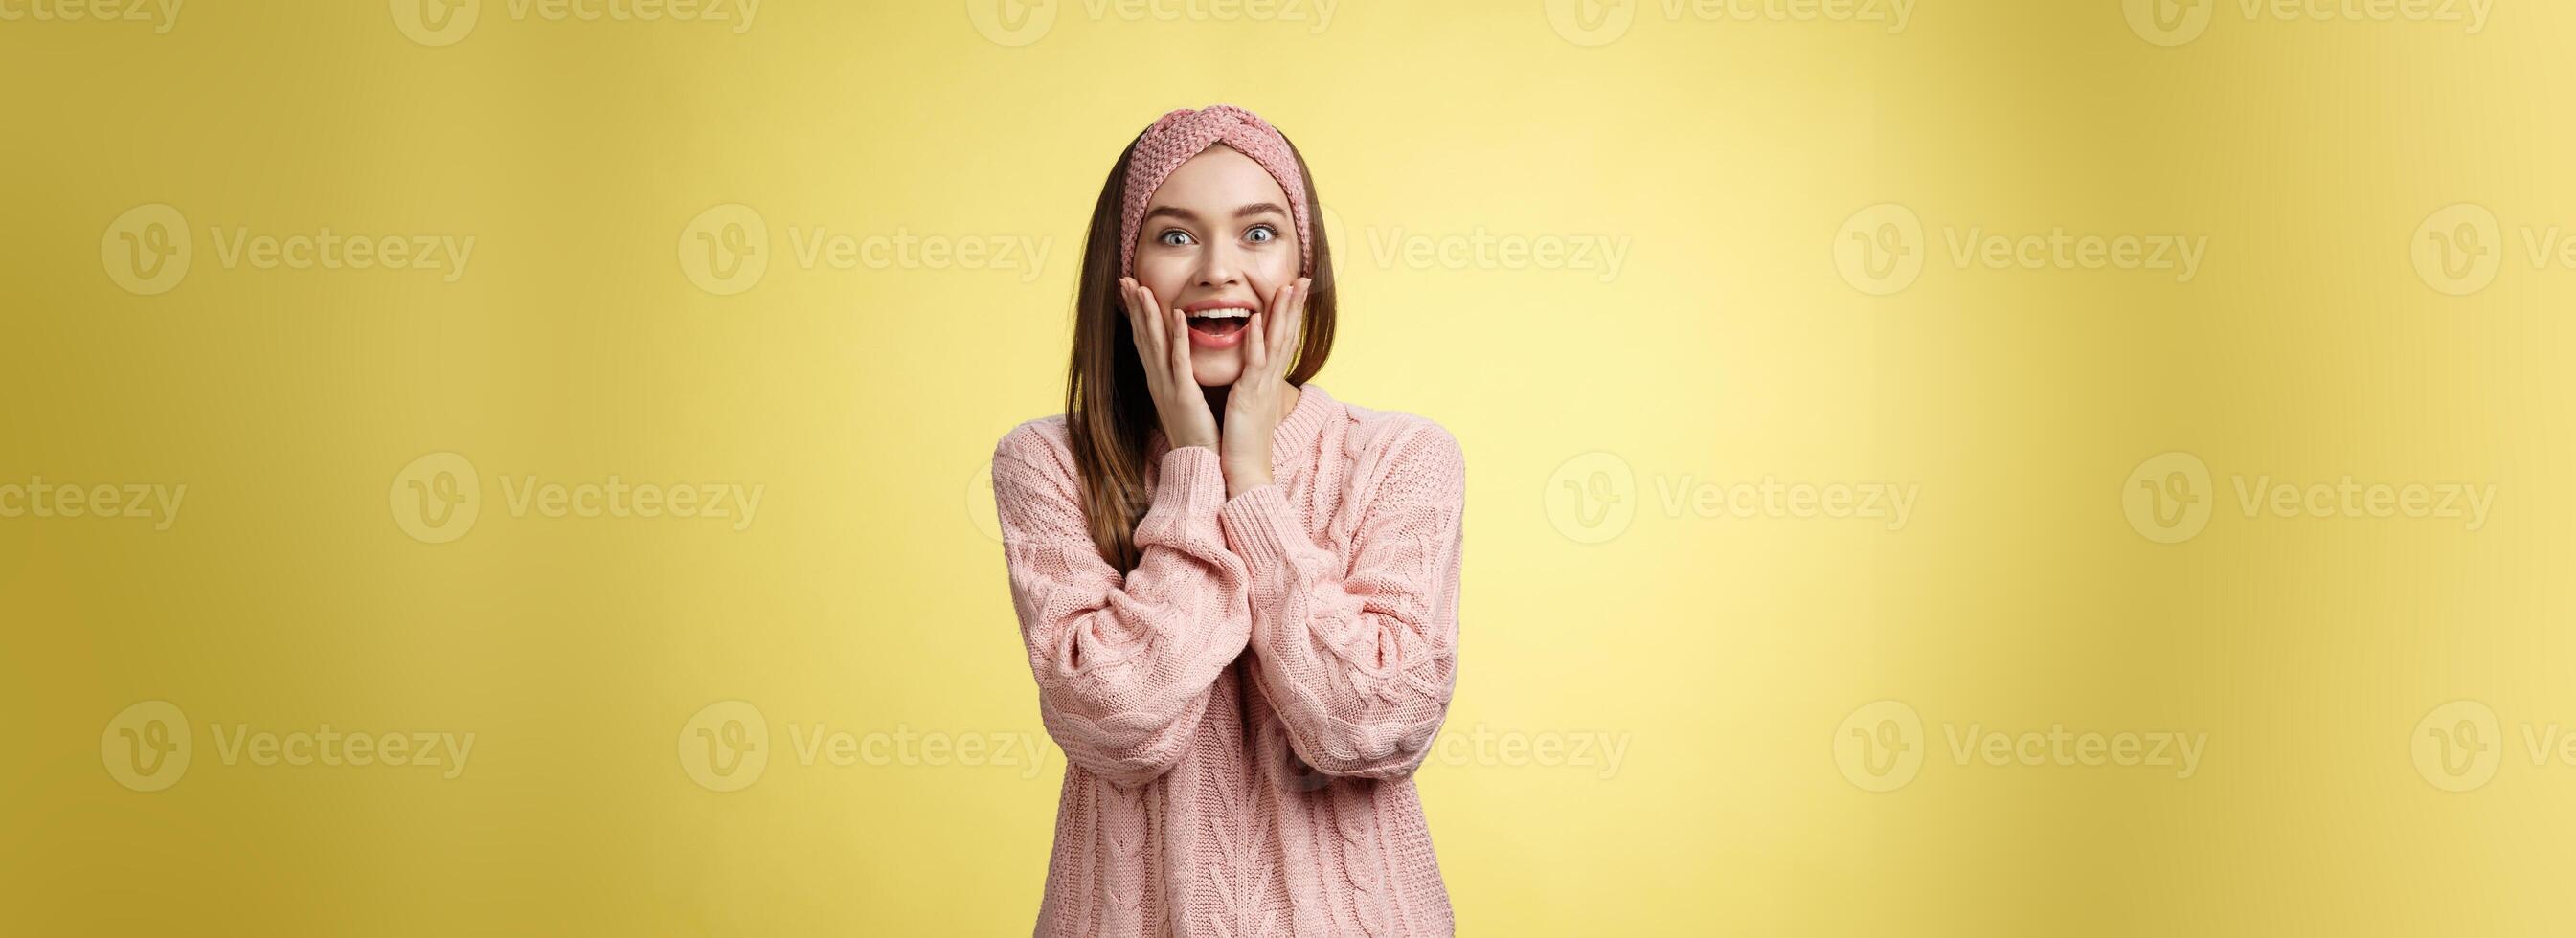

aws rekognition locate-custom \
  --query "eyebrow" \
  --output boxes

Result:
[1143,202,1290,224]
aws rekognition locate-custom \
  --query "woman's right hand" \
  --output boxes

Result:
[1120,277,1220,452]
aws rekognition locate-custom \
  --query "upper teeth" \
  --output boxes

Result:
[1192,307,1251,319]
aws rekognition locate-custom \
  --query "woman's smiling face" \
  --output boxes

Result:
[1131,145,1301,388]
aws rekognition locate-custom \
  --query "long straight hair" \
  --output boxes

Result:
[1065,129,1336,572]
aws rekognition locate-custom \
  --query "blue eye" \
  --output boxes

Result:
[1246,225,1277,243]
[1159,229,1194,246]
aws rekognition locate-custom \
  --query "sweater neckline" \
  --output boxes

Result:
[1148,381,1336,466]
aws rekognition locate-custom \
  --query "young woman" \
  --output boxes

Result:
[990,104,1467,937]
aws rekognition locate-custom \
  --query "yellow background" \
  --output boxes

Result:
[7,0,2572,934]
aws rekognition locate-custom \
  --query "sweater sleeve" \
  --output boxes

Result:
[992,425,1252,789]
[1218,422,1464,779]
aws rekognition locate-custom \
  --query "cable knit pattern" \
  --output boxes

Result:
[991,383,1462,938]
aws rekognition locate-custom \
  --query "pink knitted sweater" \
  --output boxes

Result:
[990,382,1464,938]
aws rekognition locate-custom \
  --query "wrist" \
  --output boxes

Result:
[1224,463,1271,498]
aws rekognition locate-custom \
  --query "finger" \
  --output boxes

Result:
[1270,279,1305,365]
[1132,279,1167,360]
[1242,310,1266,373]
[1168,302,1193,382]
[1120,279,1151,361]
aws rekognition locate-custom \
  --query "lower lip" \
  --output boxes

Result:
[1186,318,1251,350]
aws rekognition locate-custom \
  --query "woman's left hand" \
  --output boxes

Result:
[1220,276,1310,499]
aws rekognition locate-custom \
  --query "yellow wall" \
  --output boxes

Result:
[8,1,2571,934]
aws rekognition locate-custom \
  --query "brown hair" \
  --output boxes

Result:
[1064,129,1336,571]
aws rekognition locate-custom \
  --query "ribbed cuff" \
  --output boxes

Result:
[1155,445,1227,517]
[1218,483,1297,570]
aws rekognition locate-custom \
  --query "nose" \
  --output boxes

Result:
[1192,237,1246,291]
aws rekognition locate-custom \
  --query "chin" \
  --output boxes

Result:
[1191,361,1245,387]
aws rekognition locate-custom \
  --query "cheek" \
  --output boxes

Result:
[1134,258,1188,306]
[1247,253,1299,298]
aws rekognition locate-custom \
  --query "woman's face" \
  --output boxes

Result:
[1131,145,1301,388]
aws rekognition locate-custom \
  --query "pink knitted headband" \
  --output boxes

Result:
[1117,104,1314,279]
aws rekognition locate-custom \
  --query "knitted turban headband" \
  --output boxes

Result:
[1117,104,1314,279]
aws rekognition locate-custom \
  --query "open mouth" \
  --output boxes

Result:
[1185,307,1253,338]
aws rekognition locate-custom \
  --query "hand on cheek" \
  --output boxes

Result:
[1219,276,1310,498]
